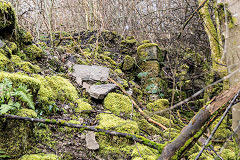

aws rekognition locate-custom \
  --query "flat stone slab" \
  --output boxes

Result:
[89,84,116,99]
[72,65,110,85]
[85,131,99,150]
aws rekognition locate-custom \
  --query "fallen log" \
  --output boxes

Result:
[158,82,240,160]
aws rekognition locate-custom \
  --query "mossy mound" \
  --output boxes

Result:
[147,99,169,112]
[16,109,37,118]
[74,99,92,113]
[211,117,232,140]
[104,93,133,118]
[0,72,79,111]
[137,119,161,135]
[19,153,60,160]
[97,113,139,134]
[120,36,137,55]
[23,44,43,60]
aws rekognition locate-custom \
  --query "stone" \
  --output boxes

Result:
[89,84,116,99]
[72,65,110,83]
[85,131,99,150]
[83,82,91,92]
[0,39,5,48]
[145,45,158,60]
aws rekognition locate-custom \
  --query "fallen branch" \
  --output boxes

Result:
[108,78,167,130]
[158,82,240,160]
[195,91,240,160]
[0,114,163,151]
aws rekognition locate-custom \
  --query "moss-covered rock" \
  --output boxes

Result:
[97,113,138,134]
[0,114,35,157]
[0,1,17,38]
[120,36,137,55]
[0,72,79,111]
[11,55,41,73]
[141,61,160,77]
[16,109,37,118]
[211,117,232,140]
[147,99,169,112]
[137,43,162,62]
[23,44,43,60]
[104,93,133,118]
[0,50,11,70]
[122,55,134,71]
[19,153,60,160]
[96,113,139,159]
[74,99,92,113]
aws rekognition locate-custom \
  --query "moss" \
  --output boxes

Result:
[210,117,232,139]
[96,113,139,158]
[17,30,33,45]
[16,109,37,118]
[137,119,161,135]
[19,153,60,160]
[0,1,17,38]
[60,120,83,133]
[120,36,137,55]
[162,128,180,139]
[11,55,41,73]
[147,99,169,112]
[0,72,79,111]
[220,149,235,160]
[23,44,43,60]
[104,93,133,118]
[122,55,134,71]
[114,69,124,77]
[97,113,138,134]
[141,40,150,44]
[122,143,159,160]
[74,99,92,113]
[0,50,11,70]
[151,114,173,128]
[45,76,78,102]
[137,43,162,62]
[141,61,160,77]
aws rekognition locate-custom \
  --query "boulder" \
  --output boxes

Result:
[85,131,99,150]
[72,65,110,85]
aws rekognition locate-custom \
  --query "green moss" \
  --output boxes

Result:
[19,153,60,160]
[141,61,160,77]
[122,55,134,71]
[0,50,11,70]
[45,76,78,102]
[104,93,133,118]
[97,113,139,158]
[11,55,41,73]
[147,99,169,112]
[17,30,33,45]
[123,143,159,160]
[220,149,235,160]
[23,44,43,60]
[141,40,150,44]
[210,117,232,139]
[0,72,79,111]
[97,113,138,134]
[162,128,180,139]
[0,1,17,38]
[137,119,161,135]
[114,69,124,77]
[74,99,92,113]
[16,109,37,118]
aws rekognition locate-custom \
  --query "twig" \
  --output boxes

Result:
[108,78,167,130]
[0,114,161,150]
[177,0,208,39]
[195,91,240,160]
